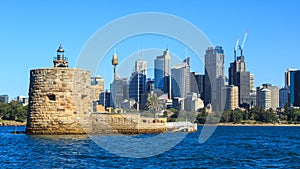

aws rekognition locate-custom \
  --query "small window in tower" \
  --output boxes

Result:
[47,94,56,101]
[81,94,88,100]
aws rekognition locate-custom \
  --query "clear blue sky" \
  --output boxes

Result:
[1,0,300,99]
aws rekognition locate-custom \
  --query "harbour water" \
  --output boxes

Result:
[1,126,300,168]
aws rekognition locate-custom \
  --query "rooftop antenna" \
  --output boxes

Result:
[234,38,239,61]
[240,28,248,56]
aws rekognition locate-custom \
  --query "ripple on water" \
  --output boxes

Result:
[1,126,300,168]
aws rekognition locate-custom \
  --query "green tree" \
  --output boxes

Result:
[0,101,27,122]
[196,111,208,124]
[147,93,163,122]
[231,110,243,123]
[221,111,231,123]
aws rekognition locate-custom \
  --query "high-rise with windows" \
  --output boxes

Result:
[204,46,225,111]
[129,60,147,106]
[154,49,170,90]
[171,59,190,98]
[256,84,279,110]
[289,70,300,107]
[229,55,251,108]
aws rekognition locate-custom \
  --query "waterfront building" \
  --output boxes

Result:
[256,84,279,110]
[184,93,204,112]
[221,85,239,111]
[260,88,272,110]
[204,46,225,111]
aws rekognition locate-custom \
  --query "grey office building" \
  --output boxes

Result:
[204,46,225,111]
[110,78,128,108]
[171,59,190,98]
[229,55,251,108]
[191,72,205,100]
[99,90,111,109]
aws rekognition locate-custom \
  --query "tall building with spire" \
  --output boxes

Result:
[204,46,225,111]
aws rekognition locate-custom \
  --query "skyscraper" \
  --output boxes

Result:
[110,78,128,108]
[204,46,225,111]
[154,49,170,90]
[129,71,147,105]
[135,60,147,75]
[190,72,205,100]
[229,55,251,108]
[285,69,298,87]
[289,70,300,107]
[279,87,289,108]
[171,58,190,98]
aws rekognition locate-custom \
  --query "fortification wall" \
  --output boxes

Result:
[89,113,167,134]
[26,68,92,134]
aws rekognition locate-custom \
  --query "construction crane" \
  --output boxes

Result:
[234,38,239,61]
[239,28,248,56]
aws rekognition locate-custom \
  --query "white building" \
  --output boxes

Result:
[260,88,271,110]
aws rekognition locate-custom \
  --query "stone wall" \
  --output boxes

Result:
[26,68,92,134]
[89,113,167,134]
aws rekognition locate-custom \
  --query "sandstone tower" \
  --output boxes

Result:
[26,44,92,134]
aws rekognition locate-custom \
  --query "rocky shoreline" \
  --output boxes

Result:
[0,120,26,126]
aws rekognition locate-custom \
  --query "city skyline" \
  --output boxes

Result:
[1,1,300,98]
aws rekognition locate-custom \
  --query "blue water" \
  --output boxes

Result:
[1,126,300,168]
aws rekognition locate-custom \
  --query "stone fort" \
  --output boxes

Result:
[26,44,167,134]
